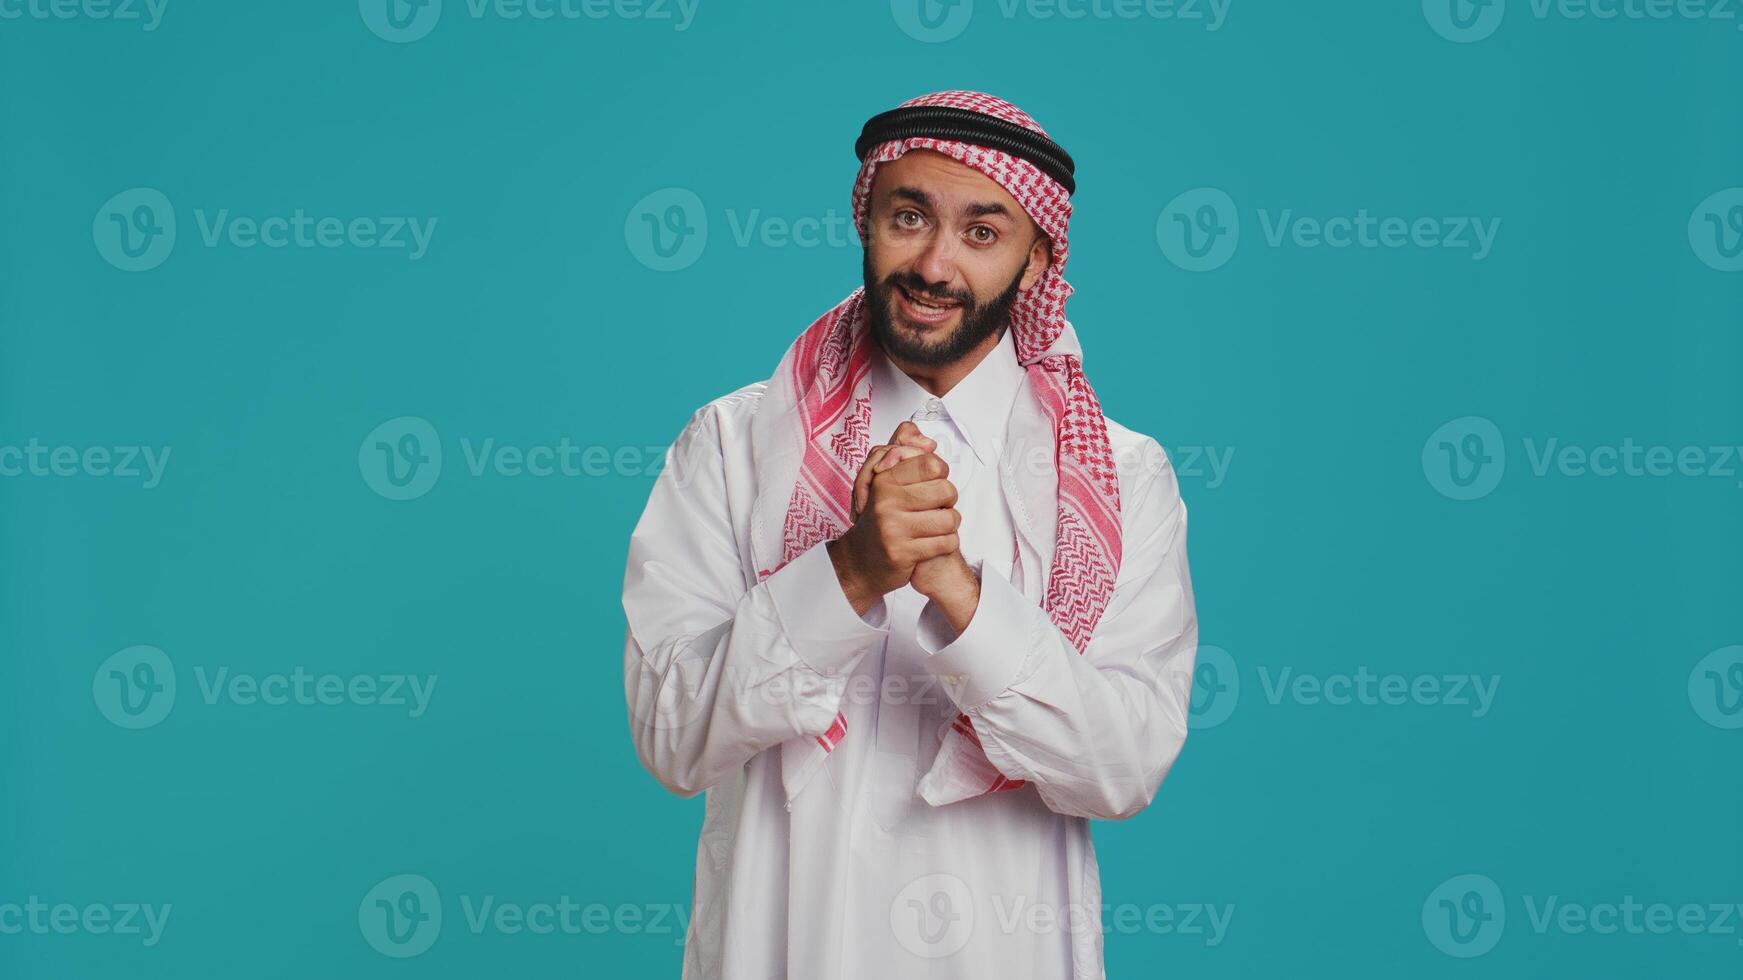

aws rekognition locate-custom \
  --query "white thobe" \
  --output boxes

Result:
[622,324,1198,980]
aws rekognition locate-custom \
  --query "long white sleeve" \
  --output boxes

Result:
[915,437,1198,820]
[622,404,890,798]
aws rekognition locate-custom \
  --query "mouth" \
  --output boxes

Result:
[894,285,963,326]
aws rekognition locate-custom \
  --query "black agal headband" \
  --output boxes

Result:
[854,104,1077,195]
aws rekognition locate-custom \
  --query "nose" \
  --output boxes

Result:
[910,230,959,291]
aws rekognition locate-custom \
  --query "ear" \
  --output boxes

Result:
[1018,234,1052,292]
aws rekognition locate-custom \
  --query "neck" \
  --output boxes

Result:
[877,328,1006,397]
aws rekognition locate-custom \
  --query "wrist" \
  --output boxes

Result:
[826,538,880,616]
[933,555,980,632]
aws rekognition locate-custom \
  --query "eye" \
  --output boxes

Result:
[967,225,998,246]
[893,209,926,230]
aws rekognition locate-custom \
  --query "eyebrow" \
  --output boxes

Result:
[889,185,1015,222]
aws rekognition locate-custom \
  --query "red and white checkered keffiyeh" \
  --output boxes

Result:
[757,90,1123,807]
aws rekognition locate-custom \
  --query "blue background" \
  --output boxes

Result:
[2,1,1740,976]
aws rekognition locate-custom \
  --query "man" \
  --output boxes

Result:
[622,90,1198,979]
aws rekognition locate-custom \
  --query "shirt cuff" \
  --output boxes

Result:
[917,558,1031,710]
[765,539,889,677]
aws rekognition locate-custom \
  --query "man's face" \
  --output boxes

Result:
[861,149,1051,367]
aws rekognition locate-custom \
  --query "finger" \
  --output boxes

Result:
[890,420,937,452]
[890,477,957,511]
[899,508,960,538]
[907,532,961,562]
[875,444,926,472]
[879,450,949,486]
[855,445,893,518]
[862,445,893,478]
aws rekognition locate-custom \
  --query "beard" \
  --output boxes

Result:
[863,249,1026,367]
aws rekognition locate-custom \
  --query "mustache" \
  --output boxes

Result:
[881,271,974,309]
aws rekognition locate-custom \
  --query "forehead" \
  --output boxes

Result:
[869,149,1027,220]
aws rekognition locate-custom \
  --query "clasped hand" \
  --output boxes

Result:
[826,420,980,628]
